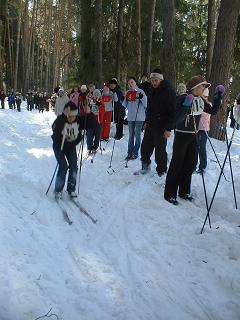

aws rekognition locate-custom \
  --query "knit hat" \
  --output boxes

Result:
[80,85,87,93]
[176,83,187,95]
[186,75,211,91]
[103,85,109,93]
[59,87,64,92]
[93,89,101,97]
[150,68,164,81]
[54,86,60,93]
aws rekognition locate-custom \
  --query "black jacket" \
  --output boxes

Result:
[145,80,176,131]
[139,81,151,96]
[52,113,97,150]
[175,93,222,133]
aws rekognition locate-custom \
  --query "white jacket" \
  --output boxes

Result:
[55,93,69,115]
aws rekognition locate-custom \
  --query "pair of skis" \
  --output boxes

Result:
[56,197,97,225]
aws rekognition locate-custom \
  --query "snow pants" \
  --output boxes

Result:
[100,111,112,140]
[141,125,168,174]
[164,132,197,199]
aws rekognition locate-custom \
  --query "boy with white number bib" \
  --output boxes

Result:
[52,101,97,199]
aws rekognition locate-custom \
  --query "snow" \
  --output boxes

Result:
[0,103,240,320]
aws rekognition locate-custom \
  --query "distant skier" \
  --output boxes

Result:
[55,88,69,116]
[51,101,97,199]
[0,89,6,109]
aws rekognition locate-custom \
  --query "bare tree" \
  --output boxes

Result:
[206,0,216,79]
[115,0,124,80]
[95,0,103,88]
[143,0,156,75]
[209,0,240,140]
[162,0,176,88]
[136,0,141,81]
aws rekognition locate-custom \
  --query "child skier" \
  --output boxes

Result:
[51,101,97,199]
[101,85,118,141]
[86,89,103,154]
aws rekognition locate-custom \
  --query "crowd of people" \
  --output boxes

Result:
[1,68,240,205]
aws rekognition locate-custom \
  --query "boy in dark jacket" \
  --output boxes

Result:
[138,68,176,176]
[164,75,225,205]
[52,101,97,199]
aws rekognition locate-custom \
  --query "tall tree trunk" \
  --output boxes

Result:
[7,17,13,87]
[162,0,176,88]
[206,0,216,79]
[209,0,240,140]
[45,0,52,92]
[95,0,103,88]
[115,0,124,80]
[14,7,22,90]
[136,0,141,81]
[143,0,156,75]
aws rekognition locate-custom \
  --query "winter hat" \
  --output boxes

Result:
[150,68,164,81]
[112,77,118,83]
[203,88,209,97]
[103,85,110,92]
[59,87,64,92]
[64,101,78,116]
[186,75,211,92]
[176,83,187,95]
[93,89,101,97]
[80,85,87,93]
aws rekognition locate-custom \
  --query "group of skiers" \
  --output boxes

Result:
[50,68,240,205]
[0,89,53,112]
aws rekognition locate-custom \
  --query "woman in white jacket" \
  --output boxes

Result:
[55,88,69,116]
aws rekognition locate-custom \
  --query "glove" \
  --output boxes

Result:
[62,124,68,136]
[214,85,225,99]
[182,94,194,107]
[233,103,240,124]
[138,92,143,100]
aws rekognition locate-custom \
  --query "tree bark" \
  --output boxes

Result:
[206,0,216,79]
[14,7,22,90]
[143,0,156,75]
[115,0,124,80]
[162,0,176,88]
[95,0,103,88]
[209,0,240,140]
[136,0,141,81]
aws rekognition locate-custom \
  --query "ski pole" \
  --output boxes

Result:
[107,110,123,174]
[205,131,228,181]
[193,116,211,228]
[200,120,239,234]
[46,134,66,195]
[77,111,87,194]
[225,130,238,209]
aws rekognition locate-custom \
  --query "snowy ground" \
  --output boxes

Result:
[0,103,240,320]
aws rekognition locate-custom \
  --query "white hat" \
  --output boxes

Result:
[59,87,64,92]
[81,85,87,93]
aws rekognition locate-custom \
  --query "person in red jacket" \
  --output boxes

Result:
[79,85,89,115]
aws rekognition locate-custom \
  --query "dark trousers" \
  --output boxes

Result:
[114,106,125,139]
[1,100,4,109]
[54,147,78,193]
[141,125,167,174]
[16,102,21,112]
[164,132,197,199]
[195,130,208,170]
[86,123,101,150]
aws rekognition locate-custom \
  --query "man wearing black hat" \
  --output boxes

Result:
[138,68,176,177]
[109,78,125,140]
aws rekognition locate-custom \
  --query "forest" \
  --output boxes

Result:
[0,0,240,138]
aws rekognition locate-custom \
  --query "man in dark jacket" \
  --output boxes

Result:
[109,79,125,140]
[138,74,151,96]
[0,89,6,109]
[138,68,176,176]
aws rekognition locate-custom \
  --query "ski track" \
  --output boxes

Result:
[0,105,240,320]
